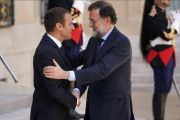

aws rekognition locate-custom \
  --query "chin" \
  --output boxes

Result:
[92,32,97,37]
[64,37,71,40]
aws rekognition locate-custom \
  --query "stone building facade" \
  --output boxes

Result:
[0,0,179,93]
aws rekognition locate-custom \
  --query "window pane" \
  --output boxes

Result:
[0,0,14,27]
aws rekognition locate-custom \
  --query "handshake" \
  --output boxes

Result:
[72,90,81,107]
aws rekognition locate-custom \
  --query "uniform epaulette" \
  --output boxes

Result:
[149,6,157,17]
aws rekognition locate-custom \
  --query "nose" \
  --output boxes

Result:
[89,21,93,28]
[72,24,75,30]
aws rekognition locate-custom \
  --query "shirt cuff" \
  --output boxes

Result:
[73,88,80,97]
[68,71,76,81]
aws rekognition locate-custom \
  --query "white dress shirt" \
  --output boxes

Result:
[47,33,62,48]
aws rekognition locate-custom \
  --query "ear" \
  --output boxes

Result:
[106,17,111,24]
[56,23,62,31]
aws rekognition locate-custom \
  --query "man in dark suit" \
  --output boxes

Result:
[30,7,80,120]
[48,1,85,119]
[44,1,135,120]
[48,0,84,54]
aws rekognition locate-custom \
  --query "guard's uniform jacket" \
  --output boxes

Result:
[146,6,177,67]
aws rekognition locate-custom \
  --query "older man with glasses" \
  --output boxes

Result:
[44,1,135,120]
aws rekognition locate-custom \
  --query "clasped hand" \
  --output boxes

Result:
[72,90,81,107]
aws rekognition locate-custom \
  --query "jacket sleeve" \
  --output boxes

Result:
[74,38,132,86]
[37,50,77,109]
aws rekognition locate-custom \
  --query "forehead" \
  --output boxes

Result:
[64,13,72,23]
[89,9,100,19]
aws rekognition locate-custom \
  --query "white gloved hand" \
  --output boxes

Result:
[171,10,180,22]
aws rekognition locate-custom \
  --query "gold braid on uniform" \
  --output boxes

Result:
[163,28,176,39]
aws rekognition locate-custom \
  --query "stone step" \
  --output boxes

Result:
[0,108,30,120]
[0,94,32,115]
[0,107,147,120]
[0,81,34,94]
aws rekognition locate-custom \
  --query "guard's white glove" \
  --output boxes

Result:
[171,11,180,34]
[171,11,180,22]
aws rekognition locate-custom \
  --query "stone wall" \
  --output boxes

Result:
[0,1,45,89]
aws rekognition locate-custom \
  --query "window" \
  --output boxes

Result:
[0,0,14,27]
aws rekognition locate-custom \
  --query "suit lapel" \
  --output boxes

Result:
[94,27,118,64]
[43,33,72,69]
[55,47,72,69]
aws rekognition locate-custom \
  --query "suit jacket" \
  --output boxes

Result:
[69,27,135,120]
[30,33,77,120]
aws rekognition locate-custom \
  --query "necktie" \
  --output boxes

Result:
[95,39,104,58]
[60,46,66,56]
[60,46,64,51]
[96,39,104,53]
[59,46,73,69]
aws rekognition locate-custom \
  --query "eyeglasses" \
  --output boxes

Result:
[89,18,102,24]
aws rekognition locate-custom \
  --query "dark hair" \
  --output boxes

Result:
[88,1,117,24]
[140,0,154,61]
[44,7,70,32]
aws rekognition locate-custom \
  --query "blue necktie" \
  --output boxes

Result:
[95,39,104,57]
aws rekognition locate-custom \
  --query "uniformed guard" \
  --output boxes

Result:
[140,0,180,120]
[48,0,85,119]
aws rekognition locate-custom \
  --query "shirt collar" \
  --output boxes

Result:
[102,26,114,41]
[47,33,62,48]
[156,5,166,11]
